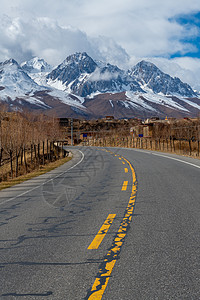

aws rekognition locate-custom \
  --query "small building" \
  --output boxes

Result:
[131,123,154,138]
[59,118,70,127]
[143,124,154,138]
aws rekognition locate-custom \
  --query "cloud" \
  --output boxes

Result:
[0,16,129,66]
[1,0,200,59]
[0,1,200,89]
[89,68,119,82]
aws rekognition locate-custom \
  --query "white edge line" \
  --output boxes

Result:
[127,148,200,169]
[0,150,85,206]
[152,153,200,169]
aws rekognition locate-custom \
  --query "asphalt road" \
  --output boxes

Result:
[0,147,199,300]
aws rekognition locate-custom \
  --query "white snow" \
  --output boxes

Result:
[21,57,53,73]
[0,62,46,101]
[87,91,102,99]
[178,98,200,110]
[126,91,189,112]
[109,100,114,107]
[23,97,51,108]
[29,72,50,87]
[49,89,85,109]
[46,78,66,91]
[1,56,200,116]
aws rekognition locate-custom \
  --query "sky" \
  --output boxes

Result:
[1,0,200,89]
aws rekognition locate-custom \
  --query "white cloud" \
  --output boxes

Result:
[89,68,119,82]
[0,1,200,89]
[0,16,129,66]
[1,0,200,59]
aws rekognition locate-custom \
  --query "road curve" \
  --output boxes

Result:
[0,147,199,300]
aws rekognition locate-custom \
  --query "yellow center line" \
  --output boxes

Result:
[122,161,125,165]
[124,168,128,173]
[121,181,128,191]
[88,214,116,250]
[86,157,137,300]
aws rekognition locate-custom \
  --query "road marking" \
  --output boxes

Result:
[119,157,122,160]
[125,168,128,173]
[128,148,200,170]
[152,153,200,169]
[88,214,116,250]
[121,181,128,191]
[0,150,85,206]
[86,157,137,299]
[122,161,125,165]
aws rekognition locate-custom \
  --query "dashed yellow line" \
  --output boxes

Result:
[86,157,137,299]
[121,181,128,191]
[125,168,128,173]
[88,214,116,250]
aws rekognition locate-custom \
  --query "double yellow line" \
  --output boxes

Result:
[86,155,137,299]
[88,214,116,250]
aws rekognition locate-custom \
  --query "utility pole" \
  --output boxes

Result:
[71,118,73,146]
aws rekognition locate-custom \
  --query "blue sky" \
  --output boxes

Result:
[171,12,200,58]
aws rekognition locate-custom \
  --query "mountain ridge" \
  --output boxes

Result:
[0,52,200,119]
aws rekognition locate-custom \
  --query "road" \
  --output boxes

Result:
[0,147,199,299]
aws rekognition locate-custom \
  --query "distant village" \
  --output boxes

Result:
[59,116,200,145]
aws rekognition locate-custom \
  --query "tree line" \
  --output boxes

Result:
[84,118,200,157]
[0,109,65,181]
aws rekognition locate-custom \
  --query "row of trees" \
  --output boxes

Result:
[151,119,200,141]
[85,118,200,157]
[0,109,65,181]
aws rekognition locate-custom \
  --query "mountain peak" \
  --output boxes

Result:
[129,60,196,97]
[61,52,96,67]
[47,52,97,87]
[21,57,52,73]
[1,58,19,67]
[66,52,90,60]
[133,60,161,74]
[0,57,44,102]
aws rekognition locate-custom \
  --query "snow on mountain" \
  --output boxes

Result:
[21,57,53,87]
[128,60,196,98]
[47,52,143,96]
[47,52,97,87]
[47,53,198,100]
[21,57,53,74]
[48,89,85,108]
[0,59,46,102]
[125,91,190,113]
[0,53,200,118]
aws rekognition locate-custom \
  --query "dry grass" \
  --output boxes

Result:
[91,136,200,159]
[0,156,72,191]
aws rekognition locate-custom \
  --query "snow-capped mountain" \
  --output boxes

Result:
[47,52,96,87]
[47,53,197,98]
[21,57,52,74]
[0,57,86,113]
[21,57,53,87]
[0,53,200,118]
[128,60,196,98]
[0,59,45,100]
[47,52,143,96]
